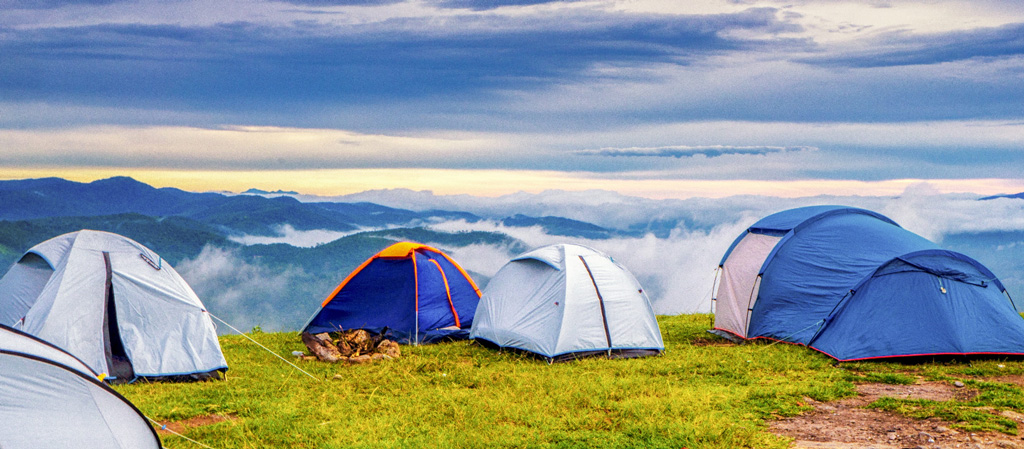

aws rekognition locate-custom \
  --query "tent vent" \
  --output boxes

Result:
[139,253,162,270]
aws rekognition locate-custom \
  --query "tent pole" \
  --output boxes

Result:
[412,252,420,346]
[743,275,762,337]
[578,256,613,356]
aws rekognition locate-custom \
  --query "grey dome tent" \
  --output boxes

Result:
[0,323,162,448]
[471,244,663,362]
[0,230,227,382]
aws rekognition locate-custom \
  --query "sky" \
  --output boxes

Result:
[1,0,1024,198]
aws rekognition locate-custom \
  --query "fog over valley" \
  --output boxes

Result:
[169,184,1024,331]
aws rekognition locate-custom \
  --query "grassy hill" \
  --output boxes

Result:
[115,315,1024,448]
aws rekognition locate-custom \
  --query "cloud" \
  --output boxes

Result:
[433,0,582,11]
[802,22,1024,68]
[0,125,494,170]
[880,183,1024,242]
[175,245,312,332]
[3,0,124,9]
[276,0,403,6]
[424,217,749,314]
[227,224,356,247]
[0,7,802,115]
[169,185,1024,328]
[577,145,816,158]
[421,186,1024,313]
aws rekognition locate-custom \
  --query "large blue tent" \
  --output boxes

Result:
[303,242,481,344]
[712,206,1024,361]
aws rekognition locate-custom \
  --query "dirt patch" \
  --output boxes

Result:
[855,382,977,403]
[987,375,1024,388]
[157,414,237,435]
[770,382,1024,448]
[690,337,735,347]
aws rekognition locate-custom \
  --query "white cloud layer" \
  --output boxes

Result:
[224,185,1024,316]
[227,224,355,247]
[175,245,309,331]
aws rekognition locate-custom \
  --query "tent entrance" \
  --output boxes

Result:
[102,252,134,381]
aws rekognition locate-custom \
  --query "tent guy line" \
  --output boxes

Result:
[208,312,321,383]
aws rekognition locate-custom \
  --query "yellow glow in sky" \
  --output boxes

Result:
[4,167,1022,199]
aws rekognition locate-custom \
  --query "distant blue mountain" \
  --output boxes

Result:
[243,188,299,195]
[980,192,1024,200]
[0,177,617,239]
[0,177,483,236]
[501,214,613,239]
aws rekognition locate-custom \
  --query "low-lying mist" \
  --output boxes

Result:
[177,185,1024,332]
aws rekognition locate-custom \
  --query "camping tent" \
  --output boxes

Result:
[471,244,663,362]
[712,206,1024,360]
[0,323,162,448]
[807,249,1024,360]
[0,230,227,381]
[303,241,481,344]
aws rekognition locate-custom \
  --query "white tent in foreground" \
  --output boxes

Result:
[0,323,162,448]
[0,230,227,381]
[471,244,663,362]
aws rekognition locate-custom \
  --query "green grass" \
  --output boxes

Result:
[115,315,1024,448]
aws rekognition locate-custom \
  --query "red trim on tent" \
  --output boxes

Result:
[712,328,1024,362]
[820,349,1024,362]
[711,327,746,341]
[438,252,482,298]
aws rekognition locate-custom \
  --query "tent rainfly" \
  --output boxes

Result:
[303,242,482,344]
[0,323,162,448]
[712,205,1024,361]
[471,244,664,362]
[0,230,227,382]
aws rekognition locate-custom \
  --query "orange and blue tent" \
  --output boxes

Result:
[302,242,481,344]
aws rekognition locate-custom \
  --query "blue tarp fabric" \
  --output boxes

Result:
[808,250,1024,361]
[748,209,939,344]
[303,243,480,344]
[717,206,1024,361]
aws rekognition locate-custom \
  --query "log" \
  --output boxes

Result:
[301,332,343,363]
[377,340,401,358]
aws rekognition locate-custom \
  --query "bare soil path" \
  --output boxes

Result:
[771,381,1024,449]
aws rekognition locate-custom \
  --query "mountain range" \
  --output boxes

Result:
[0,177,612,331]
[0,176,615,240]
[1,177,1022,331]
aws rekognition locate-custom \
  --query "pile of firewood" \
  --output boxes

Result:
[300,329,401,364]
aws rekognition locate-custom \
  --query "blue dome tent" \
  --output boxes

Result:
[808,249,1024,361]
[712,206,1024,361]
[303,242,481,344]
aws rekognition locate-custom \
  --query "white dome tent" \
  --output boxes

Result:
[471,244,663,362]
[0,323,162,448]
[0,230,227,382]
